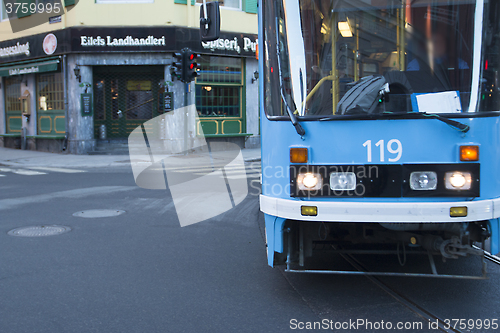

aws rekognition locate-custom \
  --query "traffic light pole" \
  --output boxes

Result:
[171,48,198,154]
[183,82,189,154]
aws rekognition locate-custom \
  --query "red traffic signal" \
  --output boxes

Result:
[186,51,200,82]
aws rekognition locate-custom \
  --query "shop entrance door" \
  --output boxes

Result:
[93,66,163,139]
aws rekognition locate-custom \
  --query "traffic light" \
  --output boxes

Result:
[170,52,183,81]
[186,50,200,83]
[171,49,199,83]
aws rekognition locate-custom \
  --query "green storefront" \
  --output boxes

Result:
[195,55,247,137]
[0,57,64,136]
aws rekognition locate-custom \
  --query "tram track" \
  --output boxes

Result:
[474,246,500,266]
[340,249,500,333]
[339,253,464,333]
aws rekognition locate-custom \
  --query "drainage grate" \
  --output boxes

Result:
[73,209,126,218]
[8,225,71,237]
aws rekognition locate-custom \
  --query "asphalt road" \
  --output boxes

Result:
[1,163,499,333]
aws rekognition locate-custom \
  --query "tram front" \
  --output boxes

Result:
[260,0,500,277]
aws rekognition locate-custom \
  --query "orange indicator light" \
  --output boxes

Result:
[290,148,308,163]
[460,146,479,161]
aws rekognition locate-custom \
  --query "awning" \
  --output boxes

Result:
[0,57,60,77]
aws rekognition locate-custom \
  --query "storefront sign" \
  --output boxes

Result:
[202,36,257,54]
[81,35,166,47]
[81,93,93,117]
[0,27,258,65]
[0,30,68,63]
[9,66,39,75]
[0,41,30,58]
[0,59,59,77]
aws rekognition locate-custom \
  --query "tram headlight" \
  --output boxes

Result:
[445,172,472,190]
[330,172,356,191]
[410,171,437,191]
[297,173,322,191]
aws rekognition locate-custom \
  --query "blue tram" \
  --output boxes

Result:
[254,0,500,278]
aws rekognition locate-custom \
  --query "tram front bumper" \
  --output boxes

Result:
[260,195,500,223]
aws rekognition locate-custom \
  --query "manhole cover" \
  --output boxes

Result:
[73,209,126,218]
[8,225,71,237]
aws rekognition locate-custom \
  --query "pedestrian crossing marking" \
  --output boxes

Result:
[12,169,47,176]
[0,166,87,177]
[26,167,87,174]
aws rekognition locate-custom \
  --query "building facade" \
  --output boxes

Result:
[0,0,259,154]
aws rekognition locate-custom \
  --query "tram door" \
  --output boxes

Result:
[93,66,163,139]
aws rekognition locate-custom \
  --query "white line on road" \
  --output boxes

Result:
[26,167,87,174]
[0,186,137,211]
[12,169,47,176]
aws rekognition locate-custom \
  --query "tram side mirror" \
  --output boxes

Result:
[200,1,220,42]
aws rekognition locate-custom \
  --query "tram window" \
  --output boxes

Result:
[262,0,489,118]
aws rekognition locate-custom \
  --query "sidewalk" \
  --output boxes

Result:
[0,146,261,168]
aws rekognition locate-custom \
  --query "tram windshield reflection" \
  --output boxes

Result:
[263,0,500,118]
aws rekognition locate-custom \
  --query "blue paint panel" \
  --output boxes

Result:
[488,219,500,255]
[264,214,286,267]
[260,116,500,201]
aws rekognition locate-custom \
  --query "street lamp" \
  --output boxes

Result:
[74,65,81,83]
[251,70,259,84]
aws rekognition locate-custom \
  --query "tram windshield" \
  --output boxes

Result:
[263,0,500,118]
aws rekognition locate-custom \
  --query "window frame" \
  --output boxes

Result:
[36,72,64,112]
[1,0,9,21]
[95,0,154,4]
[195,0,242,11]
[195,56,244,119]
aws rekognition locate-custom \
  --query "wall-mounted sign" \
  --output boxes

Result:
[43,33,58,55]
[161,92,174,113]
[49,16,62,24]
[81,93,93,117]
[127,80,152,91]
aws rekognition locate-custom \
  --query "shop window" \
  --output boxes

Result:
[36,72,64,111]
[5,76,22,113]
[1,0,7,20]
[195,56,243,117]
[196,56,242,84]
[4,76,22,134]
[96,0,154,3]
[196,0,241,10]
[196,85,240,117]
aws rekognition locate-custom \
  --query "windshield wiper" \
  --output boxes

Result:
[382,112,470,132]
[319,111,470,132]
[280,90,305,136]
[275,16,305,137]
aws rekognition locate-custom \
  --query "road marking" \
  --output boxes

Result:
[0,174,5,177]
[12,169,47,176]
[0,167,47,176]
[26,167,87,174]
[0,186,137,211]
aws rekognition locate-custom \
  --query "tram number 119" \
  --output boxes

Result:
[363,139,402,162]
